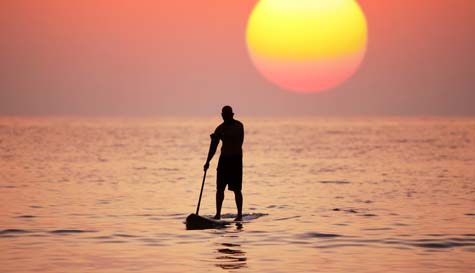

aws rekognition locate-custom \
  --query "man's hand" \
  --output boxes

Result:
[203,161,210,172]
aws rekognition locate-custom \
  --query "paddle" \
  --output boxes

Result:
[186,169,231,229]
[195,170,207,215]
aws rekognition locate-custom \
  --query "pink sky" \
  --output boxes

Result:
[0,0,474,116]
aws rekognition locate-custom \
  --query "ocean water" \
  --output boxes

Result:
[0,117,474,273]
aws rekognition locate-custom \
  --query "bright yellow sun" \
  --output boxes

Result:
[246,0,368,93]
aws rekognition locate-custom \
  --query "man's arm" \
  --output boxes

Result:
[239,123,244,146]
[204,133,219,171]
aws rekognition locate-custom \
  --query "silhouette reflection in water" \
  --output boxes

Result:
[215,243,247,270]
[215,223,246,270]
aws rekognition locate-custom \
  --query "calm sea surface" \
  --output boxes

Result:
[1,117,474,273]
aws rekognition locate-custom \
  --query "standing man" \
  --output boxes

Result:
[204,106,244,221]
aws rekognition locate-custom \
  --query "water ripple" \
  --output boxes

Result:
[50,229,96,234]
[302,233,475,250]
[0,229,31,235]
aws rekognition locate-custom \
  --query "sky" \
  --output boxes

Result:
[0,0,474,116]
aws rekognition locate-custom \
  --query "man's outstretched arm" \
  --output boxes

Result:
[204,134,219,171]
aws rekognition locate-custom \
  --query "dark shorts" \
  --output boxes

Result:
[217,156,242,192]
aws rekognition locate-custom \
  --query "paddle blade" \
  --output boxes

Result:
[185,213,229,230]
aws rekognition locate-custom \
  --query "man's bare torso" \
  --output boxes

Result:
[212,119,244,157]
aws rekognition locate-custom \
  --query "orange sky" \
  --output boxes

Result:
[0,0,474,116]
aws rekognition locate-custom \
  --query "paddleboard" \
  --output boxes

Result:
[185,213,231,230]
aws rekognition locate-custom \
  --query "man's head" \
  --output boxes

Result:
[221,105,234,122]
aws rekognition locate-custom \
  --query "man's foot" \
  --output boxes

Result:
[213,214,221,220]
[234,215,242,222]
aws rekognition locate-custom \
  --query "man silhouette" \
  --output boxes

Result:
[204,106,244,221]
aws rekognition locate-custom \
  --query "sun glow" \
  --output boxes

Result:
[246,0,368,93]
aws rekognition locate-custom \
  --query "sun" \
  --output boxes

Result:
[246,0,368,93]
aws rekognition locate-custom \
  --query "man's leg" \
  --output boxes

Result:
[234,190,243,221]
[214,190,224,220]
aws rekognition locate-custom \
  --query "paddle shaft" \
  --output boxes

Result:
[195,170,207,215]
